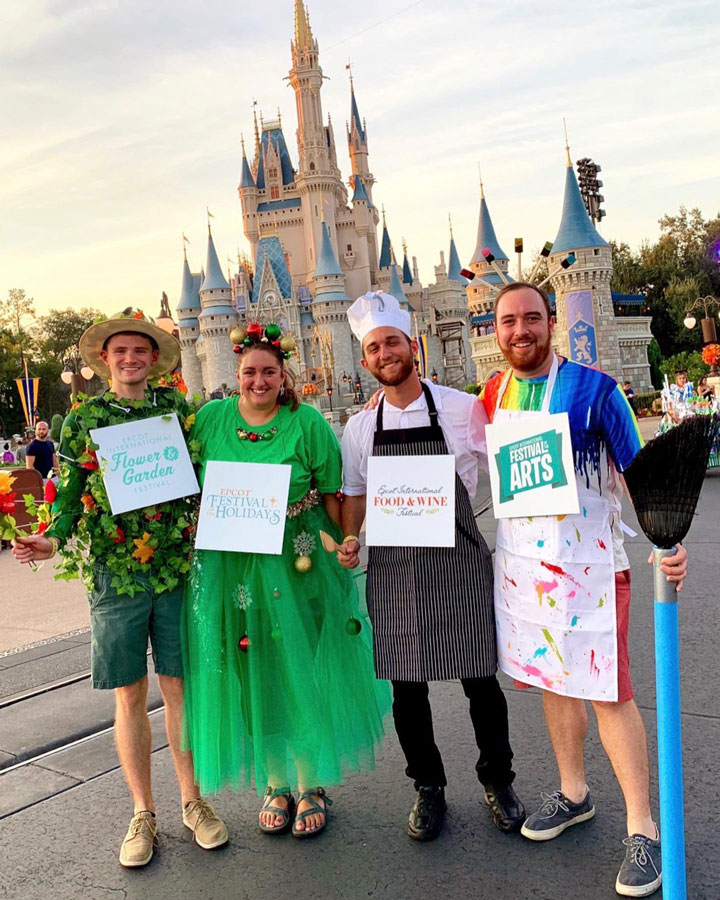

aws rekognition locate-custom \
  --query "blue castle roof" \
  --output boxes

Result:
[447,237,467,284]
[177,257,202,313]
[314,221,343,277]
[379,222,392,269]
[256,127,295,190]
[251,235,292,303]
[470,195,508,264]
[350,86,366,143]
[200,232,230,292]
[240,153,255,189]
[351,174,369,203]
[402,251,413,285]
[257,198,302,212]
[388,263,410,308]
[552,164,609,254]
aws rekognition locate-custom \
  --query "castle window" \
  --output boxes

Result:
[270,185,280,200]
[346,244,352,251]
[268,167,278,180]
[594,248,600,255]
[310,162,316,172]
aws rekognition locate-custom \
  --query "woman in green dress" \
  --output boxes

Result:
[182,324,389,837]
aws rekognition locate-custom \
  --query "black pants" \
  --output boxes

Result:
[391,677,514,790]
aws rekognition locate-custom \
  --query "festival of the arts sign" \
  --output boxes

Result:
[496,429,567,503]
[365,454,456,547]
[195,461,291,554]
[91,414,199,515]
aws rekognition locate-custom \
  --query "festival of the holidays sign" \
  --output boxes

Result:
[90,414,199,515]
[486,413,579,519]
[195,461,291,554]
[365,454,455,548]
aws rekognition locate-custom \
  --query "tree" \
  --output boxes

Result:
[33,307,101,363]
[660,351,707,386]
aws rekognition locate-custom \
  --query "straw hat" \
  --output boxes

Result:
[79,308,181,380]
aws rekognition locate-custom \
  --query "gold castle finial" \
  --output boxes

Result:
[448,212,454,238]
[402,237,408,256]
[294,0,313,48]
[381,203,387,227]
[347,58,354,91]
[253,104,261,160]
[478,162,484,199]
[563,117,572,168]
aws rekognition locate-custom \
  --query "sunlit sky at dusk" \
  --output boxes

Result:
[2,0,719,317]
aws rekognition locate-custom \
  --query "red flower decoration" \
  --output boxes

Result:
[111,526,125,544]
[0,492,17,514]
[701,343,720,366]
[82,450,99,470]
[36,520,49,534]
[44,481,57,503]
[182,524,196,539]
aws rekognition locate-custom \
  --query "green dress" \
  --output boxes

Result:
[182,397,390,795]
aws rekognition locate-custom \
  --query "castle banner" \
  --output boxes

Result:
[565,290,598,368]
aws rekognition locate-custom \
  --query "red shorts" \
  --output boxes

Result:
[513,569,634,703]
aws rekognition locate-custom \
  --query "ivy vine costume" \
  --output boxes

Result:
[182,398,390,795]
[47,386,197,688]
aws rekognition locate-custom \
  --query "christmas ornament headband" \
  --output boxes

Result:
[229,322,297,359]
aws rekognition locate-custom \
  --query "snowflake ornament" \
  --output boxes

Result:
[235,583,254,611]
[292,531,317,556]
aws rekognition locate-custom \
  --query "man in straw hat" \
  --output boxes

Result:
[480,282,688,896]
[12,309,227,867]
[337,291,525,841]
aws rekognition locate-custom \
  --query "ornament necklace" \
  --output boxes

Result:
[236,396,280,442]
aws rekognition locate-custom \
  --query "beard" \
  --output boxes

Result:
[499,331,553,374]
[369,354,415,387]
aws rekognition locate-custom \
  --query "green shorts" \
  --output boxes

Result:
[88,567,184,689]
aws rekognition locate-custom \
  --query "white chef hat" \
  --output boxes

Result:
[347,291,412,345]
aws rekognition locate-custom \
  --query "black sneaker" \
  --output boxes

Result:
[615,833,662,897]
[407,786,446,842]
[520,789,595,841]
[484,784,526,833]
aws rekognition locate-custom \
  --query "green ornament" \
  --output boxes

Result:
[345,617,362,636]
[243,337,251,345]
[265,322,281,340]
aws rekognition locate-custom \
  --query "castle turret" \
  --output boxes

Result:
[197,225,239,392]
[547,148,621,379]
[312,220,356,388]
[346,74,375,208]
[238,136,259,258]
[465,180,512,315]
[176,249,204,395]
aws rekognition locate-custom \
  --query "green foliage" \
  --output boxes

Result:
[647,338,664,389]
[464,383,482,395]
[660,351,708,386]
[609,206,720,358]
[49,414,64,442]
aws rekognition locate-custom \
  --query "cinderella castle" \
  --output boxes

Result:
[175,1,654,400]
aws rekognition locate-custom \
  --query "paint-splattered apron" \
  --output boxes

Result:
[366,383,496,682]
[492,359,618,701]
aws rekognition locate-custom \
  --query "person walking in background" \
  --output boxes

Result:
[25,420,58,479]
[622,381,637,416]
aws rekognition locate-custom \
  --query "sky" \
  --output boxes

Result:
[2,0,719,318]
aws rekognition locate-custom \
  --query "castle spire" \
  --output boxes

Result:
[379,207,392,269]
[563,117,572,168]
[470,181,508,264]
[240,135,256,189]
[402,238,413,285]
[201,227,230,292]
[552,157,608,254]
[253,106,261,162]
[294,0,314,50]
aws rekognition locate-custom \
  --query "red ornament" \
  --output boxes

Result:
[0,492,17,514]
[248,432,259,442]
[44,481,57,503]
[272,340,280,347]
[246,322,263,339]
[238,635,251,653]
[233,344,242,354]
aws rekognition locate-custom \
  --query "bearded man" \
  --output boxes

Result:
[337,291,525,842]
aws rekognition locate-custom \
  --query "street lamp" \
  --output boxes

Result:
[431,369,439,384]
[684,295,720,375]
[326,384,333,411]
[61,347,94,398]
[354,372,365,404]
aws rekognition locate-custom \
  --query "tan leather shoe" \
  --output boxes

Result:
[182,799,228,850]
[119,811,158,868]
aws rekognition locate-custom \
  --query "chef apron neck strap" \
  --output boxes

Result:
[494,353,560,415]
[375,380,440,433]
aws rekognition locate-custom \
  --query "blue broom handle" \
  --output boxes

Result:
[653,547,687,899]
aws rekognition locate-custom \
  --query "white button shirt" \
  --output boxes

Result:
[341,381,489,498]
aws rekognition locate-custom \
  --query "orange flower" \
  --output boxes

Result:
[132,532,155,564]
[0,472,16,495]
[81,493,96,511]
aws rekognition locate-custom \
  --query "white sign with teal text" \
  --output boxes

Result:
[485,412,579,519]
[91,413,200,514]
[195,461,291,554]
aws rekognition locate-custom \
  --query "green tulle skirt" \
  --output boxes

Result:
[181,503,391,795]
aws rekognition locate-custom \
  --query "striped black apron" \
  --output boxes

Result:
[366,383,496,681]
